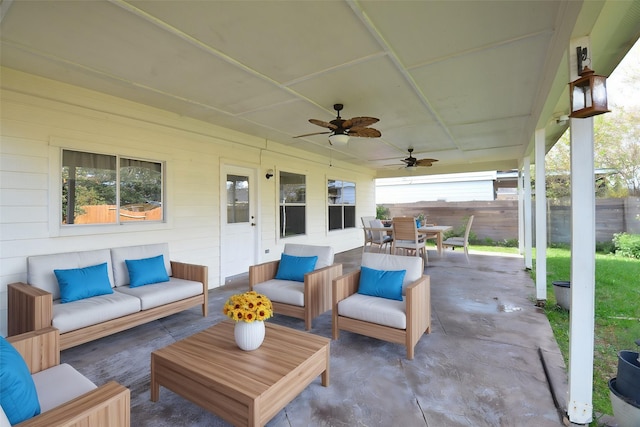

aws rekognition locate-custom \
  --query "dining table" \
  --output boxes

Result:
[418,225,453,255]
[366,224,453,255]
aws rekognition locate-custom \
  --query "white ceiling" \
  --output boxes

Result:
[1,0,639,177]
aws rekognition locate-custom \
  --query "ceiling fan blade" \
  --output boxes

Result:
[293,131,332,138]
[348,127,381,138]
[344,117,379,129]
[309,119,338,130]
[416,158,439,167]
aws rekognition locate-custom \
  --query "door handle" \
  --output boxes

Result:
[251,223,256,226]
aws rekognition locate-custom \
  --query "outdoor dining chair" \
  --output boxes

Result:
[391,216,428,264]
[442,215,475,263]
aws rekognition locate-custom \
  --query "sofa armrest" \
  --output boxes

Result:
[248,260,280,288]
[170,261,208,317]
[7,327,60,374]
[8,283,53,337]
[170,261,208,286]
[16,381,131,427]
[405,275,431,342]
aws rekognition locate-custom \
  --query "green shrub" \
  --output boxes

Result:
[612,232,640,259]
[595,241,615,254]
[376,205,390,220]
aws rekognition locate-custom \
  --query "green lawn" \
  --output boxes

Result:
[532,248,640,424]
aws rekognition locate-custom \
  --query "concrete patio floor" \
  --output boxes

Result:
[61,246,571,426]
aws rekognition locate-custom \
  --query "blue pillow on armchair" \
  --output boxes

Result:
[0,336,41,424]
[358,265,406,301]
[275,253,318,282]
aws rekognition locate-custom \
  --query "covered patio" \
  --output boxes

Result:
[61,248,569,426]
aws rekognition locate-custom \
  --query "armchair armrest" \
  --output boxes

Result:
[405,275,431,344]
[332,270,360,304]
[16,381,131,427]
[8,282,53,337]
[332,270,360,339]
[170,261,209,317]
[303,263,343,328]
[7,327,60,374]
[248,260,280,288]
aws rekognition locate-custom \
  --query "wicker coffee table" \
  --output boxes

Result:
[150,320,330,427]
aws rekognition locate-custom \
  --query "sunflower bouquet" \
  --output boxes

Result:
[223,291,273,323]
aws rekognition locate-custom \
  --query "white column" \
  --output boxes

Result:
[518,168,525,255]
[522,156,533,270]
[567,116,596,424]
[566,35,595,424]
[535,129,547,302]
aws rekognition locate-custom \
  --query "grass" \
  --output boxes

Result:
[531,248,640,424]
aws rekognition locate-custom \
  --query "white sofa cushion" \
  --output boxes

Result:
[31,364,97,413]
[52,292,141,334]
[253,279,304,307]
[110,243,172,287]
[283,244,334,269]
[114,277,203,310]
[361,253,423,296]
[27,249,114,300]
[0,405,10,427]
[338,293,406,329]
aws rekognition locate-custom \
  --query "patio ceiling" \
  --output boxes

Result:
[1,1,639,178]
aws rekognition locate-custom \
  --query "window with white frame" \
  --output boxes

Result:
[279,171,306,237]
[328,179,356,230]
[61,149,164,225]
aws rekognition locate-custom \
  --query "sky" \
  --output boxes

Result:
[606,40,640,108]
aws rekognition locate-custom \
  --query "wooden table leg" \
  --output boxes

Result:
[150,355,159,402]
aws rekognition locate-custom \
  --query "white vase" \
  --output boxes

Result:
[234,320,265,351]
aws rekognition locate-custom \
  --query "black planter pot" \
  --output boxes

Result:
[617,350,640,404]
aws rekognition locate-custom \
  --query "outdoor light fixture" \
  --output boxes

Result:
[328,134,349,146]
[265,169,274,179]
[569,47,610,118]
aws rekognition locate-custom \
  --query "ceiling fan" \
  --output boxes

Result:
[402,148,438,168]
[294,104,381,146]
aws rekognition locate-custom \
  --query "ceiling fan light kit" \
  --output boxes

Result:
[328,134,349,146]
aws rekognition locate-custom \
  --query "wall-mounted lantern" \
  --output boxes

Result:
[569,47,610,118]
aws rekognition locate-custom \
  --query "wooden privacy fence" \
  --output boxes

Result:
[382,197,640,244]
[71,205,162,224]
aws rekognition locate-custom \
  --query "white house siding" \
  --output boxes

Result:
[0,68,375,335]
[376,172,498,203]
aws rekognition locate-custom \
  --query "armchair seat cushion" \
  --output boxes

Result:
[338,293,406,329]
[253,279,304,307]
[32,363,97,413]
[115,277,203,310]
[53,291,141,333]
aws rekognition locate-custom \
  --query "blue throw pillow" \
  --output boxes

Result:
[0,336,41,424]
[125,254,170,287]
[358,265,406,301]
[54,262,114,303]
[274,253,318,282]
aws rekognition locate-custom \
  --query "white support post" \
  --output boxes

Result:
[518,168,525,255]
[522,156,533,270]
[567,36,595,424]
[535,129,547,302]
